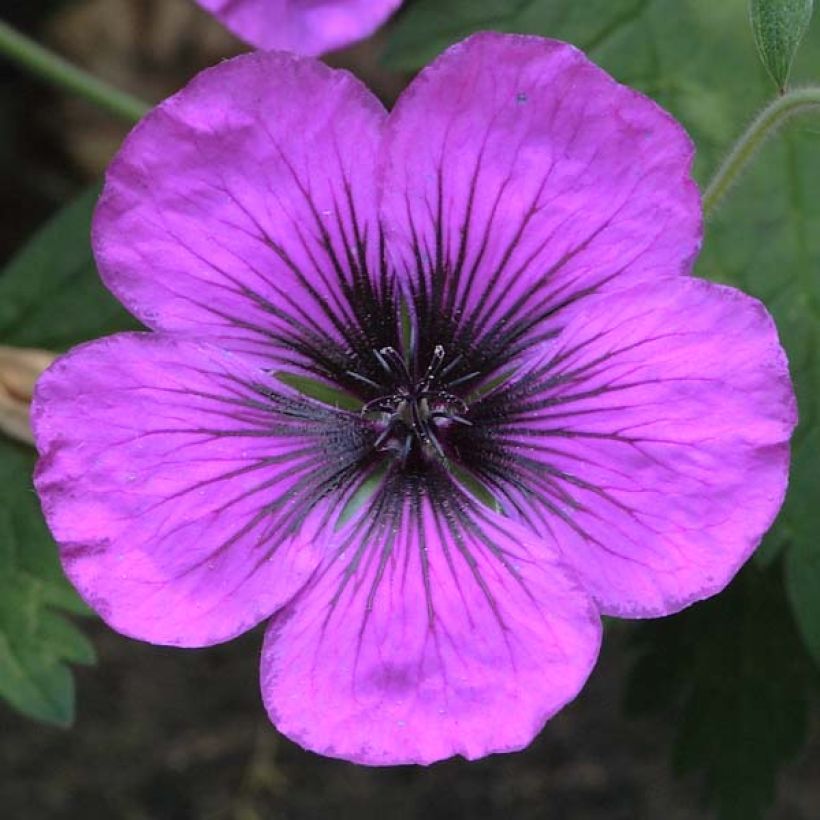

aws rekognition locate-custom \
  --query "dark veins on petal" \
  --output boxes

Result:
[184,168,621,616]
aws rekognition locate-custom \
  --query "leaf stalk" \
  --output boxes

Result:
[703,86,820,218]
[0,18,149,124]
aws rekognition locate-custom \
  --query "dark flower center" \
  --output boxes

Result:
[354,344,476,469]
[268,225,560,519]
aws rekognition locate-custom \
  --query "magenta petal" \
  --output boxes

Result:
[93,51,385,368]
[30,28,795,765]
[195,0,403,55]
[260,478,601,765]
[380,33,701,356]
[467,278,796,617]
[31,333,368,646]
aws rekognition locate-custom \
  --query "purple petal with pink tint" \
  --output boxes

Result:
[32,333,377,646]
[195,0,403,54]
[380,34,701,365]
[458,278,796,617]
[93,51,389,377]
[261,471,601,765]
[30,34,797,766]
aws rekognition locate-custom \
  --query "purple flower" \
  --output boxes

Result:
[195,0,403,55]
[32,34,795,765]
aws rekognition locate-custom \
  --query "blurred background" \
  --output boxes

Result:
[1,1,819,818]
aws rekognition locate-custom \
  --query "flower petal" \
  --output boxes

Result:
[196,0,403,55]
[261,470,601,765]
[94,51,391,377]
[32,333,376,646]
[380,33,701,365]
[459,278,796,617]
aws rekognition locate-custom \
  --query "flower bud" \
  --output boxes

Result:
[0,346,56,444]
[750,0,814,92]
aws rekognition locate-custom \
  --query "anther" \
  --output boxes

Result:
[357,343,475,466]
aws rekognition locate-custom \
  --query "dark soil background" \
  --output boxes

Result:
[2,621,819,820]
[0,626,702,819]
[1,2,819,818]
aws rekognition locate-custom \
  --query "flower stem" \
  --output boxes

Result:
[703,86,820,219]
[0,19,149,124]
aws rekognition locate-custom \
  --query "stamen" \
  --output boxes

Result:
[372,348,392,376]
[372,421,396,450]
[420,390,468,414]
[430,411,473,427]
[346,370,382,390]
[361,397,396,415]
[446,370,481,388]
[400,434,413,465]
[439,353,463,378]
[356,344,475,468]
[379,346,412,383]
[426,428,447,460]
[421,345,446,385]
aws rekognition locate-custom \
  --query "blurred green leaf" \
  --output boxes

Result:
[0,438,95,726]
[0,185,138,350]
[0,187,138,725]
[784,429,820,663]
[750,0,814,91]
[386,0,520,68]
[626,564,817,820]
[387,0,661,70]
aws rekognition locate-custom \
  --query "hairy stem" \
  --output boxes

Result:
[0,18,149,124]
[703,86,820,219]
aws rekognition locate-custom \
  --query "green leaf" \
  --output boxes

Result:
[0,185,139,350]
[385,0,660,70]
[0,439,96,726]
[784,429,820,663]
[750,0,814,91]
[386,0,518,68]
[0,187,138,725]
[626,564,817,820]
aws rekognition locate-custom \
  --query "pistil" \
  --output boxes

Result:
[359,344,474,467]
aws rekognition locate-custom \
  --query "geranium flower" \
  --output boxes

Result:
[32,34,795,765]
[195,0,403,55]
